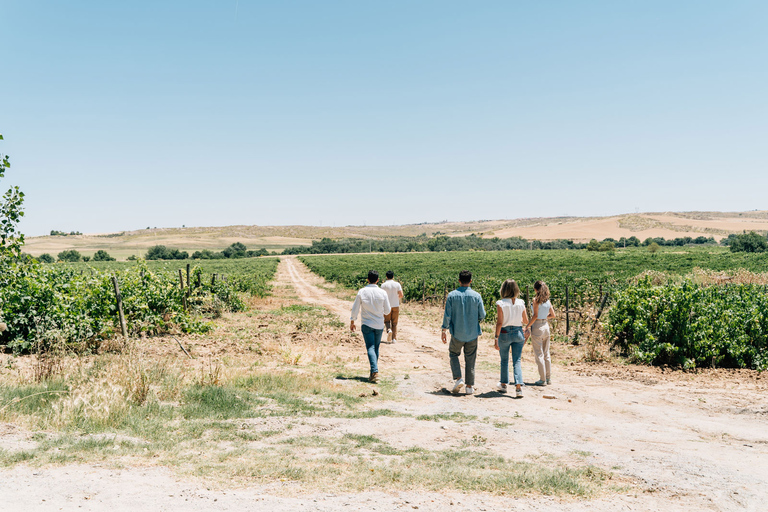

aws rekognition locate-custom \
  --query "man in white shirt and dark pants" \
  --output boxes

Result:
[381,270,404,343]
[350,270,392,383]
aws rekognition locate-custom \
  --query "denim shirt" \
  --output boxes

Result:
[441,286,486,342]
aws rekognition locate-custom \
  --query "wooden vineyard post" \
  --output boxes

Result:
[211,274,217,290]
[565,285,570,335]
[186,264,191,292]
[179,269,187,310]
[525,285,530,316]
[111,276,128,339]
[592,293,610,332]
[421,280,426,305]
[196,271,202,289]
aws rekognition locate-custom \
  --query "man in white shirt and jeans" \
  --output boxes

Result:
[350,270,391,383]
[381,270,404,343]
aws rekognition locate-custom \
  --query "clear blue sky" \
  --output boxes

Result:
[1,1,766,236]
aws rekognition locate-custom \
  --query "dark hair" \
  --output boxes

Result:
[499,279,519,299]
[368,270,379,283]
[386,270,394,279]
[459,270,472,285]
[533,280,550,303]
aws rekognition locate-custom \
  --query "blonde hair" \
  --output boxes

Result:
[499,279,519,299]
[533,280,550,303]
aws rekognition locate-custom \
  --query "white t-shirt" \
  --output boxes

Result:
[381,280,403,308]
[496,298,526,327]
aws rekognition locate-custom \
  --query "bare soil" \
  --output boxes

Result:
[2,256,767,511]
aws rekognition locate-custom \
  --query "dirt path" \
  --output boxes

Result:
[280,257,768,510]
[2,257,767,511]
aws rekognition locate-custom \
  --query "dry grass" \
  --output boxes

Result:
[0,283,611,497]
[632,267,768,287]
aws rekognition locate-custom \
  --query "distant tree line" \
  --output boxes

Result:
[50,230,82,236]
[28,232,762,264]
[31,249,115,263]
[280,234,720,255]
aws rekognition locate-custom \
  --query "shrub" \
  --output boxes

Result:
[598,241,615,252]
[606,279,768,370]
[93,250,116,261]
[0,262,217,353]
[146,245,189,260]
[37,253,55,263]
[729,231,768,253]
[57,249,82,262]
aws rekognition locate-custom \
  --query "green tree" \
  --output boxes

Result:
[648,242,660,254]
[598,241,615,252]
[729,231,768,253]
[57,250,82,262]
[37,253,55,263]
[0,134,25,258]
[586,239,601,251]
[92,250,116,261]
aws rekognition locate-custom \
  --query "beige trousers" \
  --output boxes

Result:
[530,319,551,381]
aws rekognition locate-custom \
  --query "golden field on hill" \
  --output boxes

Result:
[23,211,768,260]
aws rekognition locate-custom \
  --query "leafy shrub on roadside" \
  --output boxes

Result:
[0,261,264,353]
[606,278,768,370]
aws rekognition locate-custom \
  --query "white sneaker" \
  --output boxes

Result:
[496,382,508,393]
[451,378,464,394]
[387,331,393,342]
[465,386,474,395]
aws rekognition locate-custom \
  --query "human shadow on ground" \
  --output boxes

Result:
[334,375,372,383]
[474,390,521,400]
[428,387,469,397]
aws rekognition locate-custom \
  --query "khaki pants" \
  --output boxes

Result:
[384,306,400,339]
[530,319,551,381]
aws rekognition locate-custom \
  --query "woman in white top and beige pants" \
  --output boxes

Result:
[494,279,529,398]
[525,280,555,386]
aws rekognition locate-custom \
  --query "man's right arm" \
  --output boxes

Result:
[350,292,361,331]
[441,295,451,343]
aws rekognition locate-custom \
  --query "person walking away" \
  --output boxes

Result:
[494,279,529,398]
[350,270,391,383]
[441,270,486,395]
[381,271,404,343]
[525,280,555,386]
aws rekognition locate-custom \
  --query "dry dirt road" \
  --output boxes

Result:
[2,257,768,512]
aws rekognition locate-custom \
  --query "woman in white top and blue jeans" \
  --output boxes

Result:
[494,279,529,398]
[525,280,555,386]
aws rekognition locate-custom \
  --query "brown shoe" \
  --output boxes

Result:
[369,372,379,383]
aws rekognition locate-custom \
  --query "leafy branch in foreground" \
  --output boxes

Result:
[0,133,25,258]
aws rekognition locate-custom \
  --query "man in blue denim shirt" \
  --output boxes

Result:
[441,270,486,394]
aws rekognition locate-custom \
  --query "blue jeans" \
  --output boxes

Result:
[498,326,525,385]
[361,324,383,373]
